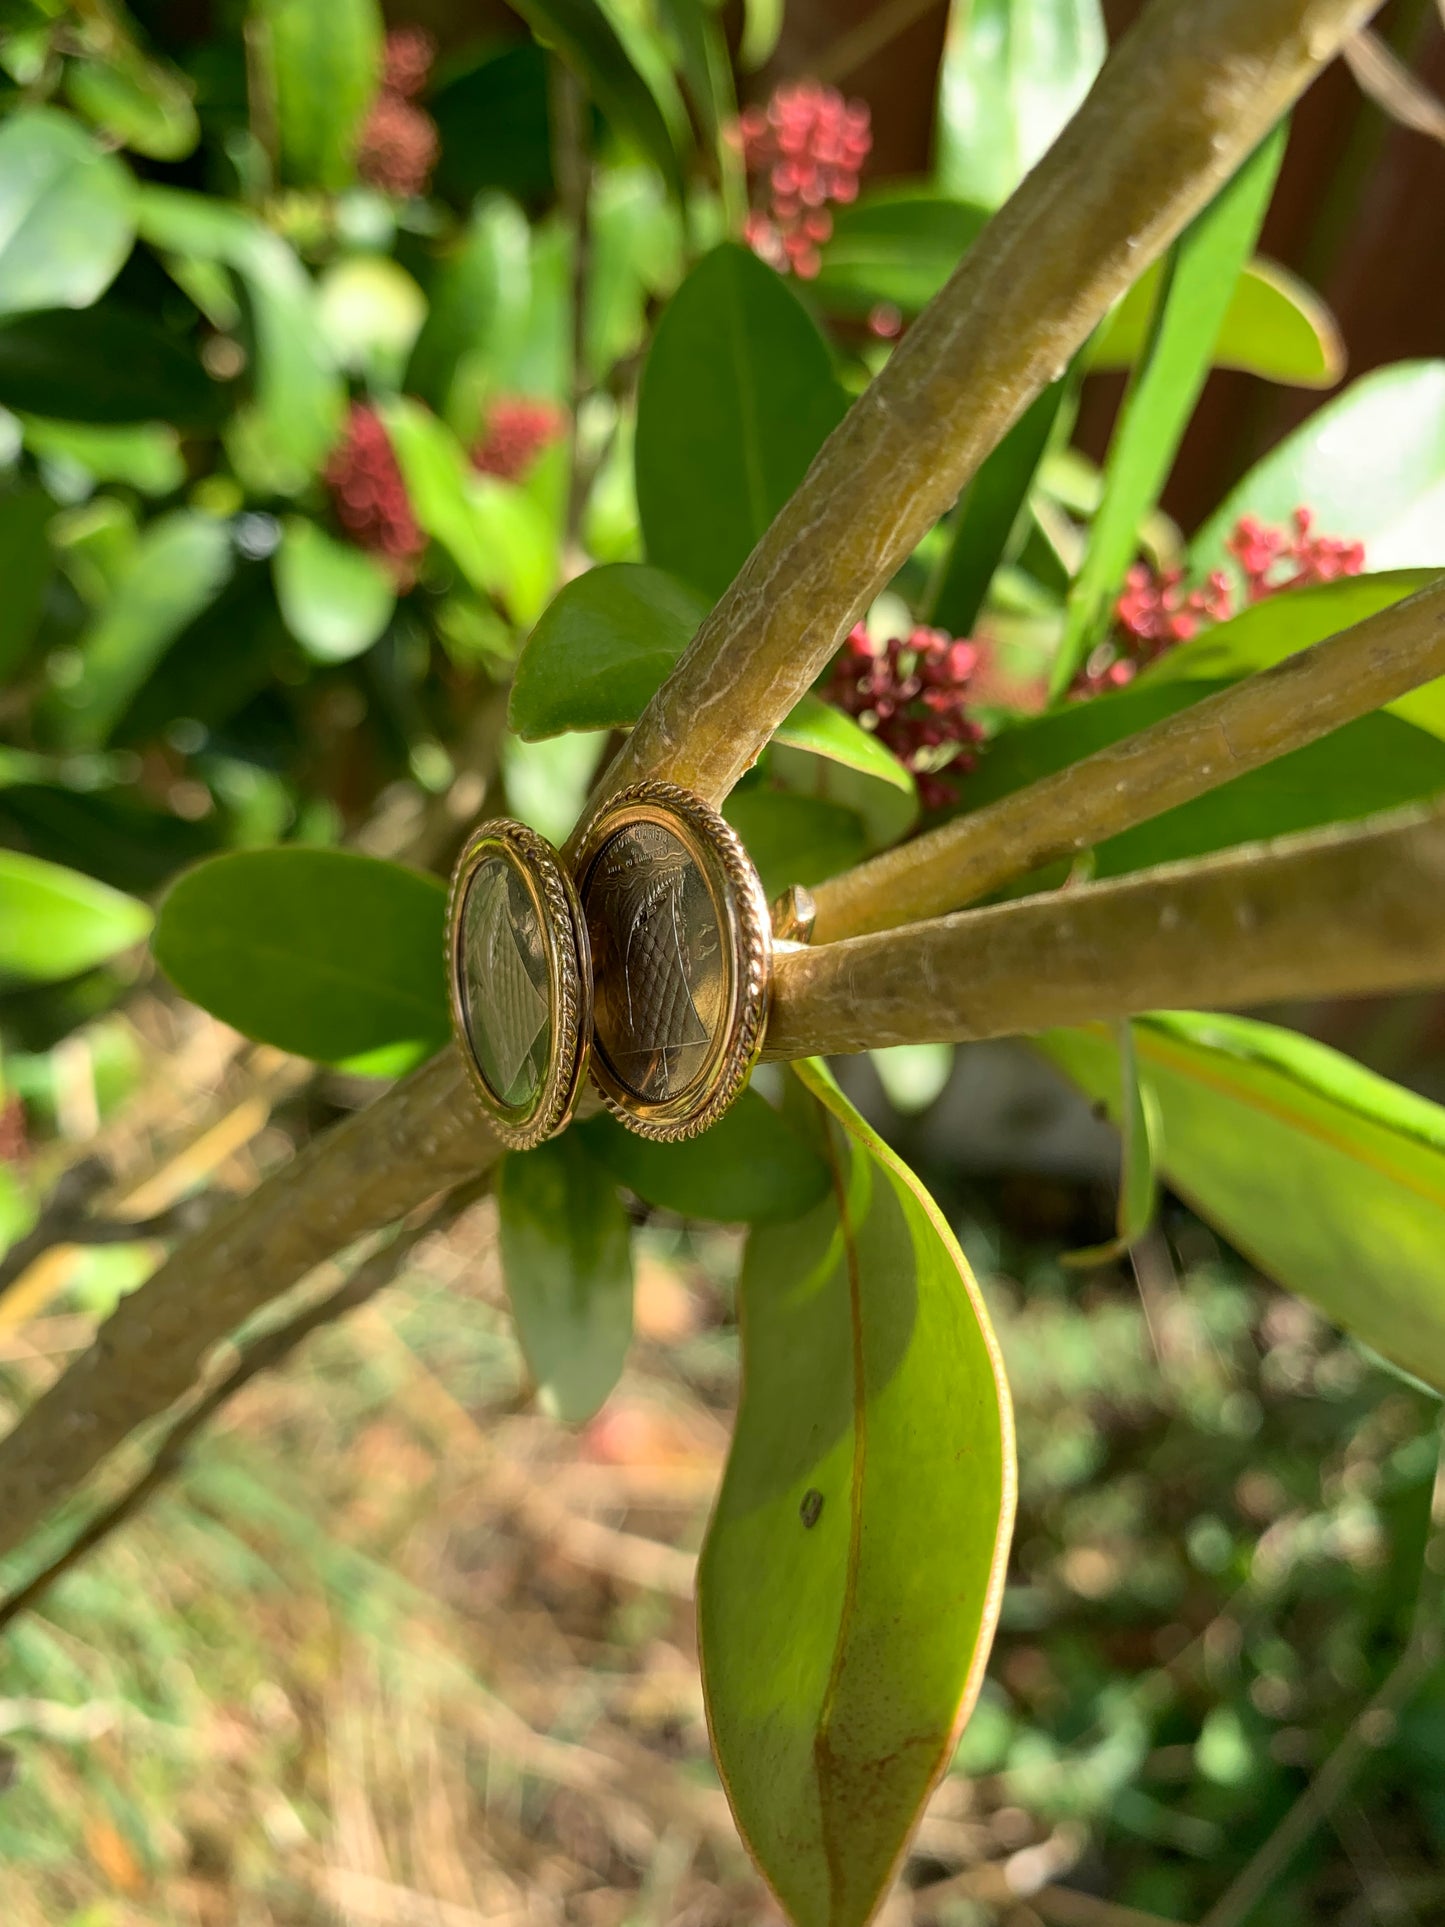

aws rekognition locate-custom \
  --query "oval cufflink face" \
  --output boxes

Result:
[574,782,771,1141]
[447,821,590,1150]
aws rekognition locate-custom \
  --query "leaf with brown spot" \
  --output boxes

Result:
[698,1060,1015,1926]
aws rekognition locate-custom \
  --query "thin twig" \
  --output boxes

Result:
[0,1183,484,1636]
[814,0,946,87]
[809,572,1445,941]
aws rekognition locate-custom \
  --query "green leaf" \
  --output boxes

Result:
[50,511,233,748]
[738,0,784,69]
[722,787,870,898]
[1053,127,1285,699]
[699,1060,1014,1927]
[814,191,988,320]
[1089,258,1343,389]
[0,302,220,426]
[1063,1020,1160,1266]
[0,108,136,318]
[931,374,1070,637]
[430,42,554,207]
[1038,1014,1445,1393]
[510,561,914,798]
[872,1044,953,1116]
[22,417,185,495]
[0,850,152,983]
[577,1089,831,1225]
[1138,571,1445,739]
[138,187,344,489]
[498,1135,634,1423]
[509,0,686,200]
[384,397,557,622]
[952,678,1445,882]
[256,0,384,191]
[405,195,532,417]
[65,41,200,162]
[937,0,1105,209]
[315,254,426,386]
[153,848,449,1067]
[273,517,395,664]
[0,486,55,681]
[636,243,848,600]
[1193,360,1445,577]
[770,736,919,853]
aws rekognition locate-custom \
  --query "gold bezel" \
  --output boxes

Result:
[572,781,772,1142]
[446,819,591,1151]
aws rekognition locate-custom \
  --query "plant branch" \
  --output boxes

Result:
[764,803,1445,1057]
[578,0,1385,825]
[810,572,1445,941]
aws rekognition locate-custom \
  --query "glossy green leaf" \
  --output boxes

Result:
[138,188,343,489]
[498,1135,634,1424]
[872,1044,954,1117]
[256,0,383,191]
[1139,570,1445,739]
[952,678,1445,881]
[51,512,233,749]
[23,418,185,495]
[0,486,55,680]
[937,0,1105,209]
[813,191,988,320]
[1053,128,1285,699]
[577,1090,831,1225]
[1193,361,1445,577]
[699,1060,1015,1927]
[931,375,1070,637]
[384,397,557,621]
[509,561,913,797]
[1063,1021,1160,1266]
[65,41,200,162]
[0,302,220,426]
[0,109,136,317]
[273,517,395,664]
[1038,1014,1445,1392]
[405,195,532,417]
[770,736,918,853]
[509,0,686,200]
[636,244,847,600]
[0,850,152,983]
[726,786,871,898]
[153,848,449,1067]
[586,165,685,383]
[1090,258,1343,389]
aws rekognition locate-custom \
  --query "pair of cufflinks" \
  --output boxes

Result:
[446,781,810,1148]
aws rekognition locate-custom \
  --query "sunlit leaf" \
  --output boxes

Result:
[0,850,152,983]
[153,848,449,1067]
[1039,1014,1445,1392]
[699,1060,1014,1927]
[405,195,532,417]
[577,1089,830,1225]
[65,40,200,162]
[0,109,136,318]
[636,244,847,600]
[498,1135,634,1423]
[814,191,988,320]
[937,0,1105,209]
[1063,1021,1160,1266]
[1193,360,1445,577]
[273,517,395,664]
[23,418,185,496]
[1089,258,1343,389]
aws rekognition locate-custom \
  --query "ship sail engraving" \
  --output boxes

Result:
[467,863,549,1099]
[592,825,711,1098]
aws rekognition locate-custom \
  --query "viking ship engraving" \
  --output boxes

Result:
[592,826,711,1097]
[466,862,549,1099]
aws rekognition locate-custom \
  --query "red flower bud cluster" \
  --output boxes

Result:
[733,81,871,280]
[325,402,424,583]
[1226,507,1366,602]
[827,623,985,811]
[471,396,567,482]
[358,27,439,198]
[1072,507,1365,698]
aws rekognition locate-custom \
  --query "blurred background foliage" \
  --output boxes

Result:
[4,0,1445,1920]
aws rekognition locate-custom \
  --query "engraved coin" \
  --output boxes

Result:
[446,821,591,1150]
[574,783,771,1141]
